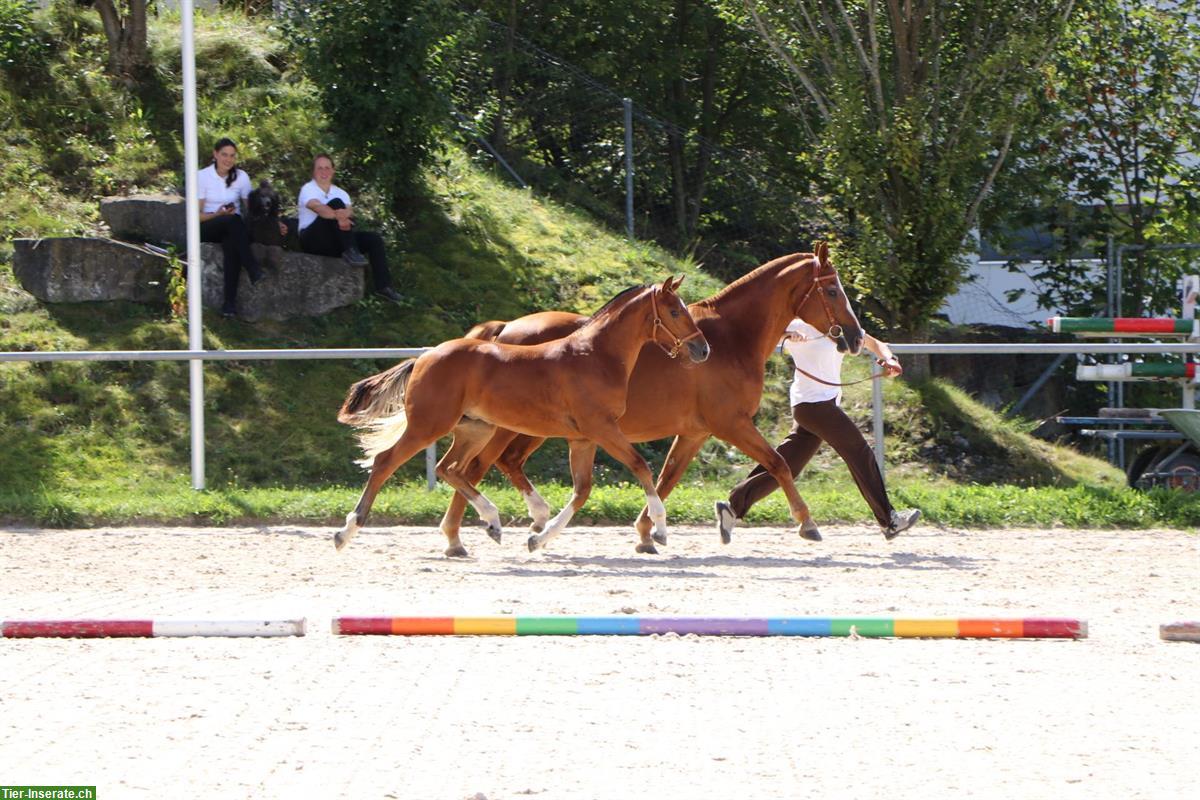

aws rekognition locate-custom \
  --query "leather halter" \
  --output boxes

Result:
[791,256,881,388]
[794,256,846,344]
[651,287,704,359]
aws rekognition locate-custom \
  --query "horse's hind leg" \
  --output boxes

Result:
[528,441,596,553]
[634,434,706,549]
[436,422,505,555]
[437,429,528,542]
[494,435,550,532]
[336,429,440,551]
[434,420,499,556]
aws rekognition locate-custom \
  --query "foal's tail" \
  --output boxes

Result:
[337,360,416,468]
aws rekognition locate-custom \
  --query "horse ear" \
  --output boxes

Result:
[814,241,830,268]
[671,274,686,292]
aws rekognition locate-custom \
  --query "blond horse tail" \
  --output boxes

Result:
[337,360,417,468]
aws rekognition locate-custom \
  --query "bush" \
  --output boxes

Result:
[0,0,45,69]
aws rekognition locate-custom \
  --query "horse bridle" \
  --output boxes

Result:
[791,257,882,388]
[795,257,846,344]
[651,287,704,359]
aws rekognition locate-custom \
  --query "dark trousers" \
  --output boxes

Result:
[727,398,894,527]
[200,214,260,309]
[298,199,393,291]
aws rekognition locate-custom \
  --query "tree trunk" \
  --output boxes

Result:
[94,0,149,81]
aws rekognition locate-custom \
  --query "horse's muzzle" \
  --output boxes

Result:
[687,339,711,363]
[837,327,864,355]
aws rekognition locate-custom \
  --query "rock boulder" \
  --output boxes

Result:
[12,238,366,320]
[12,238,170,303]
[100,195,186,247]
[201,243,365,321]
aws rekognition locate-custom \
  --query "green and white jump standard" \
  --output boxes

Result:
[1048,317,1200,337]
[331,616,1088,639]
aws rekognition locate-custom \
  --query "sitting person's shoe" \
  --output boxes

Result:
[883,508,921,541]
[342,246,368,267]
[376,286,404,305]
[714,501,738,544]
[220,305,236,319]
[248,267,266,286]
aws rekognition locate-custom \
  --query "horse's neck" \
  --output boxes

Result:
[576,292,656,366]
[710,271,811,364]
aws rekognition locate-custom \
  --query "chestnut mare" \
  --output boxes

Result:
[437,243,863,553]
[335,277,710,555]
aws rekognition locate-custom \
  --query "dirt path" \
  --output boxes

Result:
[2,523,1197,799]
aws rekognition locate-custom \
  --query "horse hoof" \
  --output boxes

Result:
[444,545,469,558]
[487,525,502,544]
[651,530,667,546]
[334,531,349,551]
[635,543,659,555]
[714,501,736,544]
[799,524,823,542]
[527,535,541,552]
[529,521,545,534]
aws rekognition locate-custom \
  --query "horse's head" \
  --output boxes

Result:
[652,276,710,363]
[794,242,863,354]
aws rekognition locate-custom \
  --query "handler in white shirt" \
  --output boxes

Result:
[715,317,920,542]
[296,154,402,304]
[197,137,263,317]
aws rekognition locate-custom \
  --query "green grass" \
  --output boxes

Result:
[4,478,1198,530]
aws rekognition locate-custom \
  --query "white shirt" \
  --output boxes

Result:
[197,164,252,215]
[297,180,352,231]
[782,318,844,406]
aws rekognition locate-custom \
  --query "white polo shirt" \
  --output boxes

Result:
[197,164,251,214]
[297,180,352,231]
[782,318,844,406]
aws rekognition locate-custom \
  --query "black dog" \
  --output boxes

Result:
[247,180,284,247]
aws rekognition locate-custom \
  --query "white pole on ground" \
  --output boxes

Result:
[182,1,206,490]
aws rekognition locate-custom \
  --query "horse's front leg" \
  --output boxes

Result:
[716,419,818,542]
[634,434,708,549]
[528,441,596,553]
[588,428,667,554]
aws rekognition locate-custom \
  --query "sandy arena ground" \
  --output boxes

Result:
[1,521,1197,799]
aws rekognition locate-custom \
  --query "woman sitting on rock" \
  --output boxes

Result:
[197,137,274,318]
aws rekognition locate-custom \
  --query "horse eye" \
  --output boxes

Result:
[670,308,680,318]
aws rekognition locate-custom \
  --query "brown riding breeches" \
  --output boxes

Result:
[726,398,893,527]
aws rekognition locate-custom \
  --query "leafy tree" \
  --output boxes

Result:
[288,0,465,212]
[458,0,816,271]
[730,0,1077,334]
[999,0,1200,317]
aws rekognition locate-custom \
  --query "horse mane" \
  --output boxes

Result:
[585,284,650,323]
[694,252,813,310]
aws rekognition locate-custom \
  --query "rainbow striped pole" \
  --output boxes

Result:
[1049,317,1200,337]
[1076,363,1198,381]
[1,619,307,638]
[331,616,1087,639]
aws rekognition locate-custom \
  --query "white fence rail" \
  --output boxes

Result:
[5,342,1200,487]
